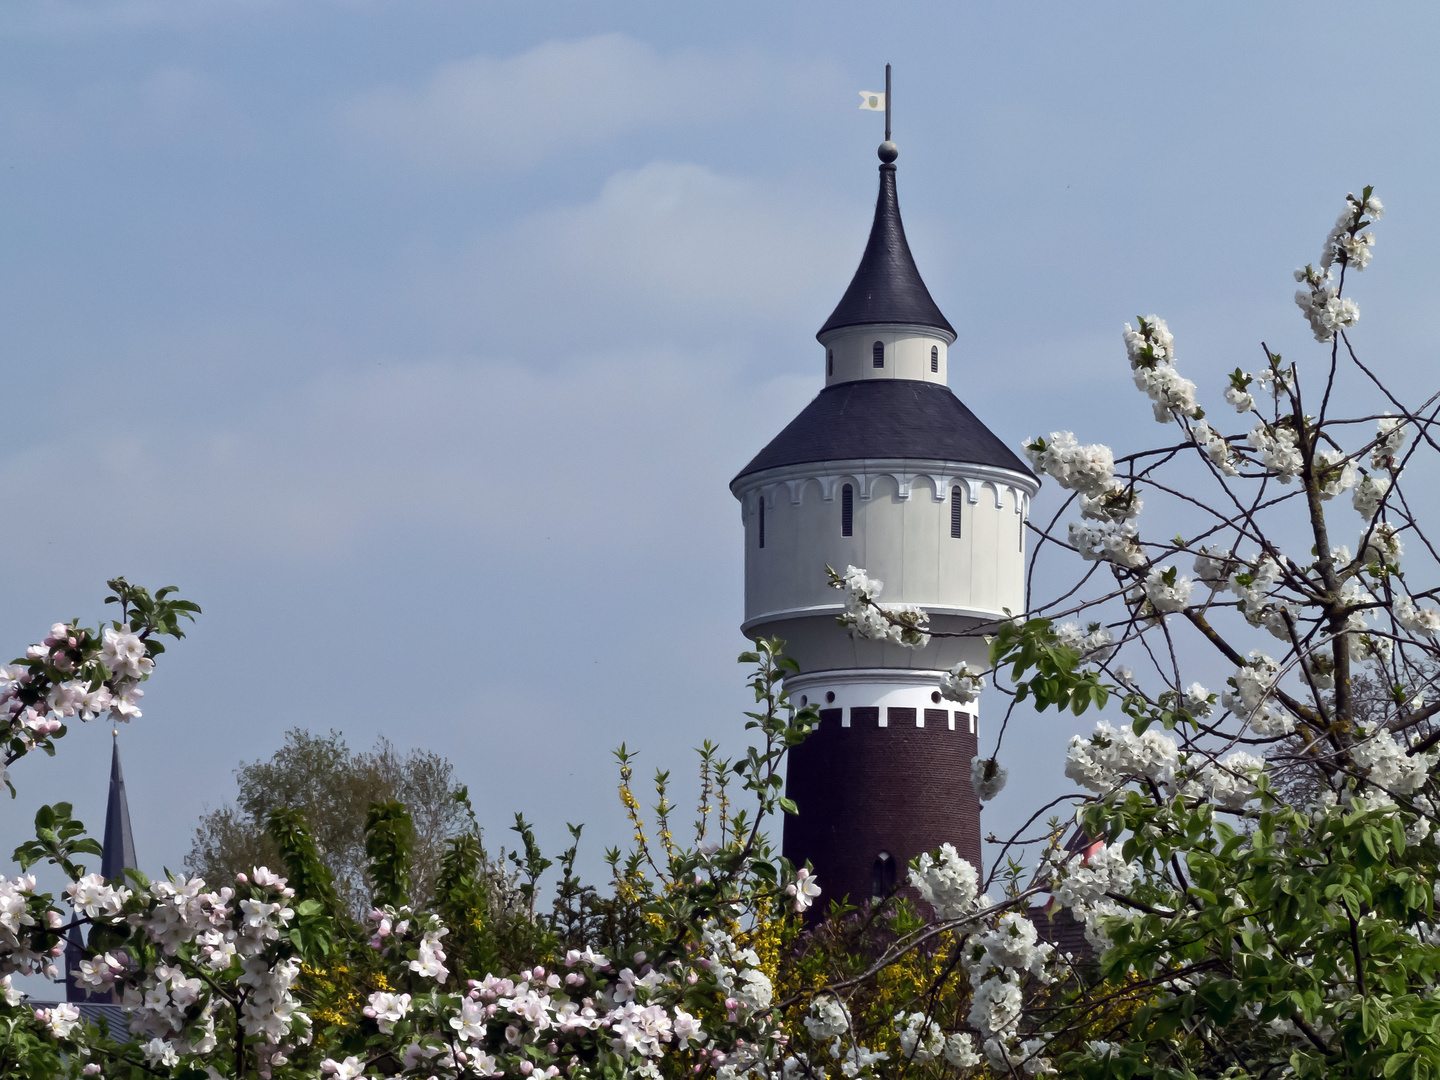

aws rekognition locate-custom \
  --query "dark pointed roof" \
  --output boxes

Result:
[817,162,955,341]
[733,379,1033,482]
[101,737,136,881]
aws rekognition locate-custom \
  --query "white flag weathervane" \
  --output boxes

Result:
[860,64,892,145]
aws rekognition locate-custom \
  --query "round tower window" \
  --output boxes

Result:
[800,695,808,706]
[931,691,941,704]
[825,691,835,703]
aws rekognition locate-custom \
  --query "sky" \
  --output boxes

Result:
[3,0,1440,919]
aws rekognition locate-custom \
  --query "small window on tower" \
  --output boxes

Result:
[758,497,765,549]
[827,349,834,377]
[1019,512,1026,552]
[931,345,939,372]
[842,484,854,536]
[872,341,884,368]
[951,487,963,538]
[871,851,897,897]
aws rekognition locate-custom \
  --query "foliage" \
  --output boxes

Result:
[186,728,471,913]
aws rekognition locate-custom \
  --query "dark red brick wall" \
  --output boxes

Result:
[783,707,981,909]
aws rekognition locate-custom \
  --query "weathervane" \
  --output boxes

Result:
[859,63,898,163]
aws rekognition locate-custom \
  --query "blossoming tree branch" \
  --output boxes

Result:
[6,188,1440,1080]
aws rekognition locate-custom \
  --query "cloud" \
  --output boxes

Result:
[0,349,816,567]
[343,34,792,170]
[413,161,863,348]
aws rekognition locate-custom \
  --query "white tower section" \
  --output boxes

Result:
[731,155,1037,718]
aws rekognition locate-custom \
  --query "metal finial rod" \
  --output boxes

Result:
[884,63,891,143]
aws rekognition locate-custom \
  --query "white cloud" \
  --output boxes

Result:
[0,349,815,565]
[414,160,863,346]
[343,34,813,170]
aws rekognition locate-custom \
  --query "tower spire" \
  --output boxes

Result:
[101,732,136,882]
[816,88,954,342]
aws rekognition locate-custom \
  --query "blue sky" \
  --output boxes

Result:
[3,1,1440,899]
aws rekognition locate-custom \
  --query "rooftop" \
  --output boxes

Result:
[817,154,955,342]
[733,379,1033,483]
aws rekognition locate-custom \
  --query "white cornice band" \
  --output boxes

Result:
[740,602,1015,636]
[816,322,958,347]
[731,458,1038,521]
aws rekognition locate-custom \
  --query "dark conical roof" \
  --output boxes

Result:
[101,737,136,881]
[733,380,1033,483]
[817,163,955,341]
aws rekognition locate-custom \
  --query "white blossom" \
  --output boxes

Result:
[1353,474,1391,519]
[939,663,984,705]
[830,1038,889,1078]
[672,1008,705,1050]
[68,872,131,918]
[1079,483,1142,522]
[1394,594,1440,637]
[141,1038,180,1068]
[967,975,1023,1041]
[1183,683,1213,718]
[1054,622,1116,665]
[1361,522,1404,565]
[1123,317,1201,423]
[964,912,1054,985]
[365,990,411,1034]
[1023,432,1115,497]
[1052,844,1137,918]
[1315,449,1357,500]
[1247,422,1304,482]
[321,1056,367,1080]
[908,844,985,921]
[409,926,450,982]
[1143,567,1192,614]
[1224,383,1255,414]
[895,1011,945,1062]
[1202,752,1267,809]
[1068,519,1145,567]
[1065,721,1178,794]
[35,1002,81,1039]
[944,1032,982,1068]
[1222,651,1280,714]
[803,996,850,1040]
[835,566,932,649]
[734,968,772,1011]
[1372,415,1407,471]
[784,868,821,913]
[971,757,1007,802]
[1352,723,1438,796]
[100,624,154,681]
[1193,545,1236,588]
[1226,555,1283,610]
[1190,420,1239,475]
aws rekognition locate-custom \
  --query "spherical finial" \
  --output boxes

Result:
[877,140,898,164]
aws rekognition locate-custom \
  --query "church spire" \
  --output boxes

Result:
[816,126,955,342]
[67,734,137,1004]
[101,733,136,882]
